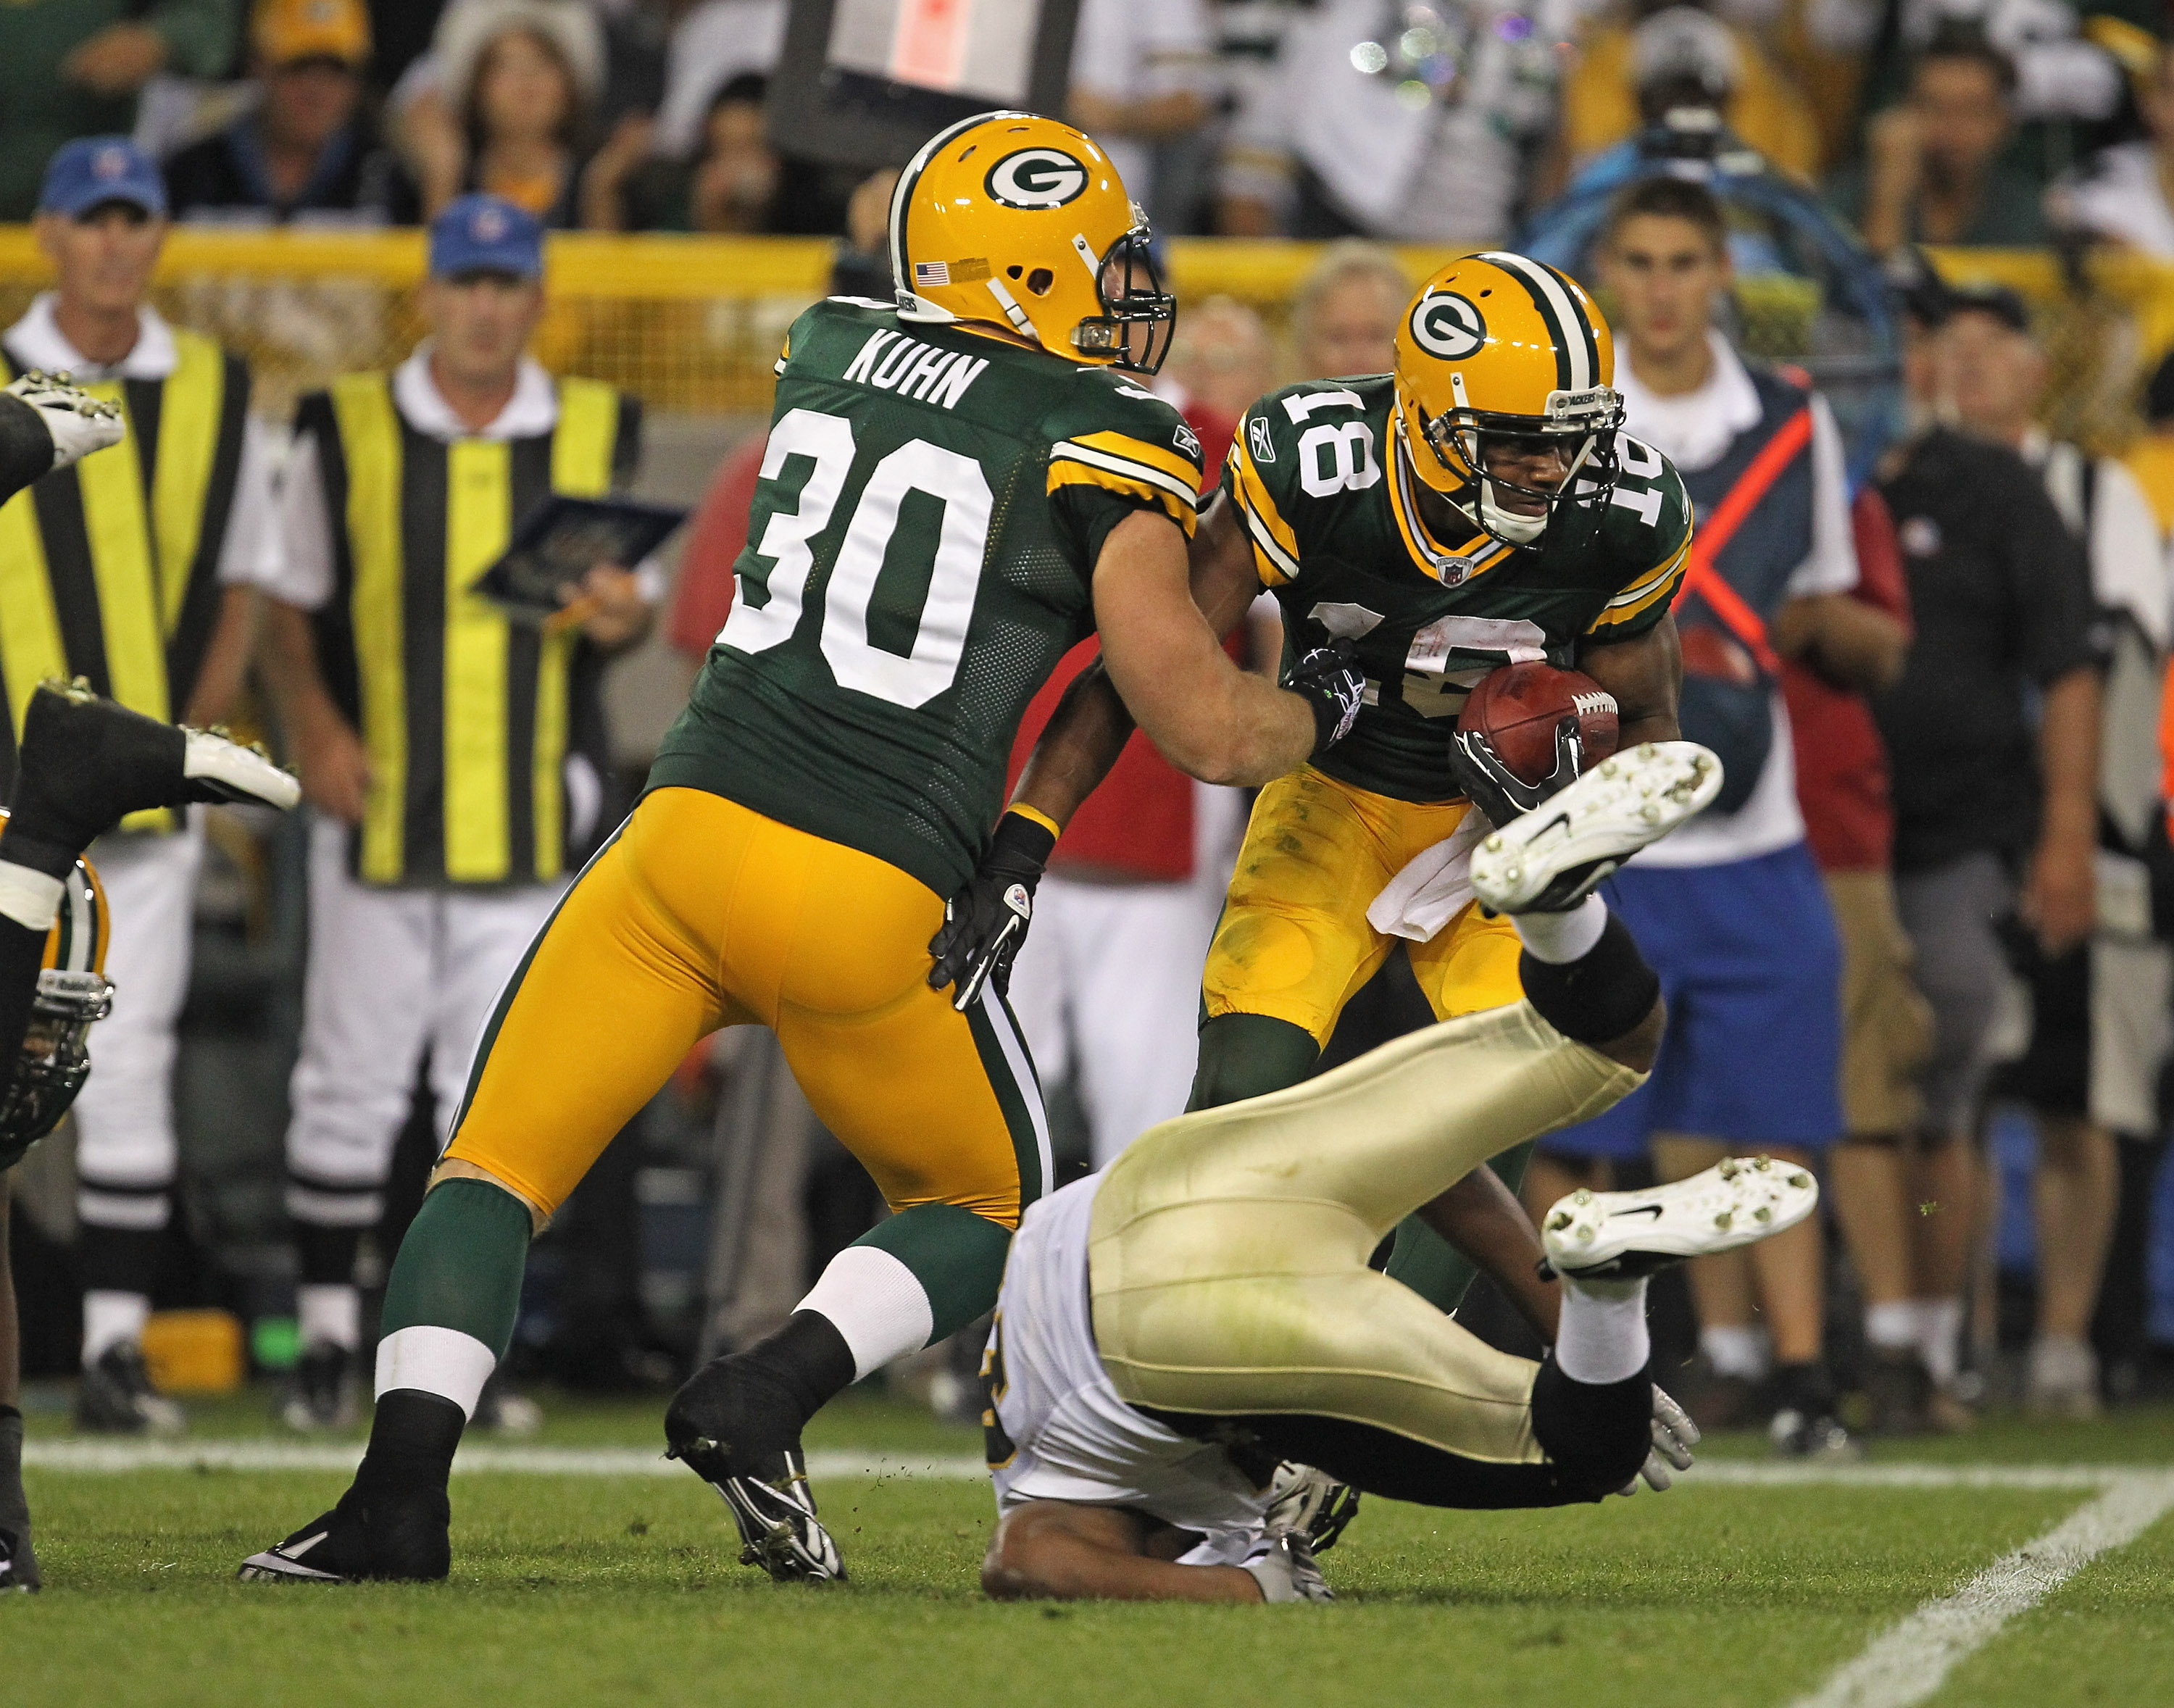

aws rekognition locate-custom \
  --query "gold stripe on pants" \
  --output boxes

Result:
[1088,1001,1643,1465]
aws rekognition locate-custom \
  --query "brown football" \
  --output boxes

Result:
[1458,662,1621,786]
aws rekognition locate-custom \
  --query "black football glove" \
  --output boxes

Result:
[928,808,1058,1011]
[1448,714,1588,829]
[1284,639,1366,754]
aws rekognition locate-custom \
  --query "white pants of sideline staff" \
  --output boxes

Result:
[283,815,565,1225]
[70,817,205,1227]
[1006,789,1244,1171]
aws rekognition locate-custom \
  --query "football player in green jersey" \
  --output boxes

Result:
[953,251,1694,1320]
[241,110,1367,1588]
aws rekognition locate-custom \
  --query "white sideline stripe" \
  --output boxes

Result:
[20,1446,2170,1494]
[1787,1473,2174,1708]
[22,1441,991,1480]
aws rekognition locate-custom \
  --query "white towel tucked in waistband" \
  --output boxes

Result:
[1365,812,1494,943]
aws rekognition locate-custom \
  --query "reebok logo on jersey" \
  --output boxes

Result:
[986,148,1089,209]
[841,329,990,409]
[1409,291,1486,361]
[1174,422,1201,458]
[1247,415,1275,465]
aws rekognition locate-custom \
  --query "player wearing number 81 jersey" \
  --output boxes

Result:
[242,110,1355,1591]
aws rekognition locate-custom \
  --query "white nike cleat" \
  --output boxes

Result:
[183,724,301,811]
[1262,1461,1361,1552]
[1469,741,1723,914]
[4,370,124,470]
[1541,1156,1820,1281]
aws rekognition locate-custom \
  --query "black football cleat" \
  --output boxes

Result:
[4,678,299,871]
[665,1435,845,1583]
[664,1357,845,1583]
[238,1485,451,1583]
[75,1341,186,1437]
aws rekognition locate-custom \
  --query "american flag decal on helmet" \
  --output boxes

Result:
[913,261,951,288]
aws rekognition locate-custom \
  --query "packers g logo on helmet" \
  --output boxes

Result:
[1391,251,1625,549]
[890,112,1177,375]
[1409,291,1486,360]
[985,148,1089,209]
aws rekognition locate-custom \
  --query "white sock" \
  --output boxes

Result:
[1555,1275,1651,1383]
[374,1325,496,1419]
[1916,1296,1965,1388]
[297,1283,362,1353]
[795,1246,936,1382]
[0,861,64,932]
[1511,894,1607,964]
[1701,1322,1770,1381]
[1865,1299,1923,1352]
[82,1290,150,1365]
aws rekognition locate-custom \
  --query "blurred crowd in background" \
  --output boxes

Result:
[9,0,2174,1454]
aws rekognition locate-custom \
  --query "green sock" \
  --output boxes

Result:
[1385,1138,1538,1313]
[1188,1013,1320,1110]
[854,1203,1014,1343]
[379,1179,533,1358]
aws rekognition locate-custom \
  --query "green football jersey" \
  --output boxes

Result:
[1224,374,1692,804]
[648,297,1204,897]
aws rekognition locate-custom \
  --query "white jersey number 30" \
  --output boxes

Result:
[720,406,992,709]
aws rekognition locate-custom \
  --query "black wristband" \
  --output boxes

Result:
[989,808,1057,874]
[1302,688,1342,756]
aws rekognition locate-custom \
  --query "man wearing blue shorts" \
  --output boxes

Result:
[1540,178,1899,1457]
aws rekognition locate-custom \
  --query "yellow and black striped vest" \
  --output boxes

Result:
[302,370,636,887]
[0,330,251,831]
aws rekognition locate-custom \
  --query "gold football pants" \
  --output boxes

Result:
[1089,1001,1642,1467]
[1201,766,1524,1046]
[444,787,1047,1222]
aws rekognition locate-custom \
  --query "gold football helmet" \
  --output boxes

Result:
[0,810,112,1166]
[890,111,1176,374]
[1392,251,1625,547]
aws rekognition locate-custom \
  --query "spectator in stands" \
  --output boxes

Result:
[651,0,786,162]
[1070,0,1215,232]
[1290,241,1407,382]
[1162,294,1277,425]
[164,0,395,227]
[1941,282,2166,1420]
[1558,3,1823,185]
[586,72,779,233]
[1872,279,2101,1417]
[1544,177,1873,1457]
[2054,38,2174,257]
[390,0,607,224]
[1216,0,1570,243]
[0,0,242,220]
[1828,26,2051,252]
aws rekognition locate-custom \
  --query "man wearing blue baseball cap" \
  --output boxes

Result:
[3,134,273,1437]
[239,191,657,1436]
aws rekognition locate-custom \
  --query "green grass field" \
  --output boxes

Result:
[7,1390,2173,1707]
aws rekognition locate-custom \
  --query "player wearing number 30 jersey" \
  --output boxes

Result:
[241,111,1361,1591]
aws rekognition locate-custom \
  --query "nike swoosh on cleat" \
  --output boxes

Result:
[1611,1204,1665,1219]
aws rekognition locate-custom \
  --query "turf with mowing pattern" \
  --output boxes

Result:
[4,1392,2170,1708]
